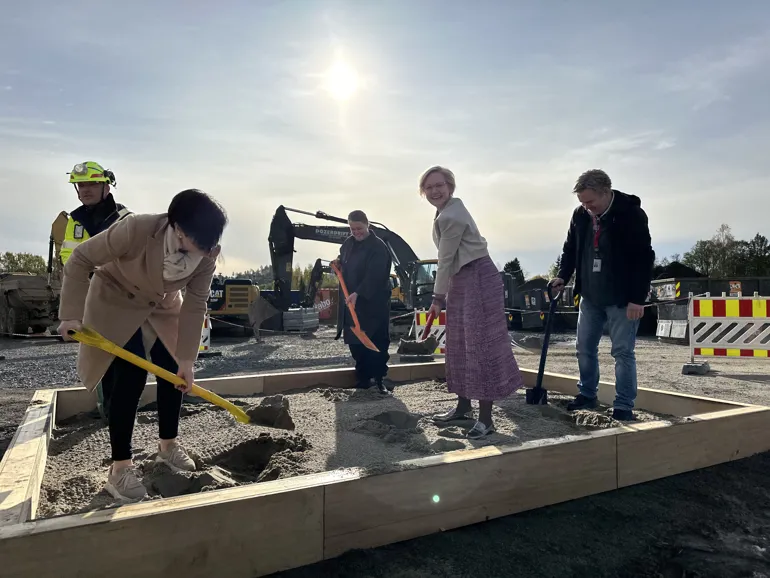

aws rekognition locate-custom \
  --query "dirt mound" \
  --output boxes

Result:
[208,432,309,480]
[140,432,311,496]
[40,472,107,510]
[141,462,238,497]
[351,410,423,444]
[437,426,467,439]
[244,394,295,430]
[430,439,465,452]
[572,410,620,429]
[370,410,420,430]
[312,387,349,402]
[537,401,622,429]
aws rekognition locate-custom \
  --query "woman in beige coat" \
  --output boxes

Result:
[58,189,228,501]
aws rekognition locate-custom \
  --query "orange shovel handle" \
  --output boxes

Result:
[331,261,380,353]
[331,261,362,328]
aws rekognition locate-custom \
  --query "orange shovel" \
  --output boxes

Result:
[330,261,380,353]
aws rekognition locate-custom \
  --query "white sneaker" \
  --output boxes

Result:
[156,441,196,473]
[105,465,147,502]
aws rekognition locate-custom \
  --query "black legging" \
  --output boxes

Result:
[100,328,184,461]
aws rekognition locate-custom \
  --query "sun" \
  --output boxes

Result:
[323,59,359,102]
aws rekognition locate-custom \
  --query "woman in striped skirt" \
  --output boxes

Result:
[421,166,524,439]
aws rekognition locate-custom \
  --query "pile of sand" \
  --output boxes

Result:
[37,380,677,519]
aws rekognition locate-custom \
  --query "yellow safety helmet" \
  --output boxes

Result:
[67,161,117,186]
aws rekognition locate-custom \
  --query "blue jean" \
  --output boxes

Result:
[575,297,640,411]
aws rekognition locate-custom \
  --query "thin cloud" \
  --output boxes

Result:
[659,31,770,110]
[1,2,769,278]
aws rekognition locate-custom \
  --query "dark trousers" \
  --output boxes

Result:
[349,325,390,383]
[102,328,183,461]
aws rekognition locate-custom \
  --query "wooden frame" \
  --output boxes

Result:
[1,361,769,578]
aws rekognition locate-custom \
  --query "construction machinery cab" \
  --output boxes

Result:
[207,277,260,334]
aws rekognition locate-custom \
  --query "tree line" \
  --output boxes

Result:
[0,251,336,292]
[0,252,47,275]
[223,264,338,291]
[500,223,770,288]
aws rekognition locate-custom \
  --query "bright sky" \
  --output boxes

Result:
[1,1,768,277]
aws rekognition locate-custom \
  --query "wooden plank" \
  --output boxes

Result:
[617,406,770,488]
[521,369,742,416]
[323,431,618,558]
[53,386,95,423]
[0,390,55,527]
[0,469,357,578]
[408,361,446,381]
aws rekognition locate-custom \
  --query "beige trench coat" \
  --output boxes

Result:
[58,213,216,391]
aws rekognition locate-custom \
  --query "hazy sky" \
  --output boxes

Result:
[1,1,768,277]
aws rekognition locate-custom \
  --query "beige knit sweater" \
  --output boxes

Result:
[432,197,489,296]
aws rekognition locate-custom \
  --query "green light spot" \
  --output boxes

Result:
[432,495,440,503]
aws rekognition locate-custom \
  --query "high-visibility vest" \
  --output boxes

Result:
[60,207,130,265]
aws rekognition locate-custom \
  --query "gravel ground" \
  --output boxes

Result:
[3,328,770,576]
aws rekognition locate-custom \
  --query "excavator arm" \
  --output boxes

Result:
[266,206,351,311]
[266,205,436,312]
[48,211,69,288]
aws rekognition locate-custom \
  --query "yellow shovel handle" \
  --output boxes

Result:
[69,326,250,424]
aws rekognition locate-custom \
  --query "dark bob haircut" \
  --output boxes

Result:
[167,189,228,253]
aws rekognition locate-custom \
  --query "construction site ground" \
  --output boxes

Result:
[2,326,769,577]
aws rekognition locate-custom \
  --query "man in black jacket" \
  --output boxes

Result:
[551,169,654,420]
[335,210,393,395]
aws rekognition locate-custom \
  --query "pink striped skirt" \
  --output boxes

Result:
[445,256,524,401]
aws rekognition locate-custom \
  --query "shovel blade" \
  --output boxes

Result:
[525,386,548,405]
[353,326,380,352]
[396,335,438,355]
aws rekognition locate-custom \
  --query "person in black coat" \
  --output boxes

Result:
[335,210,392,394]
[551,169,655,421]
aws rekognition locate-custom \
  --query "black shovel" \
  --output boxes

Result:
[525,282,563,405]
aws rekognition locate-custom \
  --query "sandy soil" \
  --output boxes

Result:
[38,379,677,519]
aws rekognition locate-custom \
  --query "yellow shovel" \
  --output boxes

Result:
[68,326,250,424]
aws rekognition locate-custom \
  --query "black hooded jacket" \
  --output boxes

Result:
[335,231,392,345]
[557,189,655,307]
[70,193,128,237]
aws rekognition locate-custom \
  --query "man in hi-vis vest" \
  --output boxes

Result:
[61,161,130,264]
[62,161,130,421]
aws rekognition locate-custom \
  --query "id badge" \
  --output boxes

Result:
[592,258,602,273]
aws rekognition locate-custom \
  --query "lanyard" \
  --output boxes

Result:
[592,216,600,252]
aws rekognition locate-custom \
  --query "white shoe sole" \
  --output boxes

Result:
[104,482,146,503]
[155,454,195,474]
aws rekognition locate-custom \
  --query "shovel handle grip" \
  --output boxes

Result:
[420,310,436,341]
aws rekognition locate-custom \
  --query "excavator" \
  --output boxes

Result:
[0,212,69,336]
[262,206,438,330]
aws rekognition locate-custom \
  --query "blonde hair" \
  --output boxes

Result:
[419,165,456,196]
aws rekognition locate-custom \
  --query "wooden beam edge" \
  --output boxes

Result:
[322,432,620,557]
[0,467,361,540]
[0,390,55,528]
[616,406,770,488]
